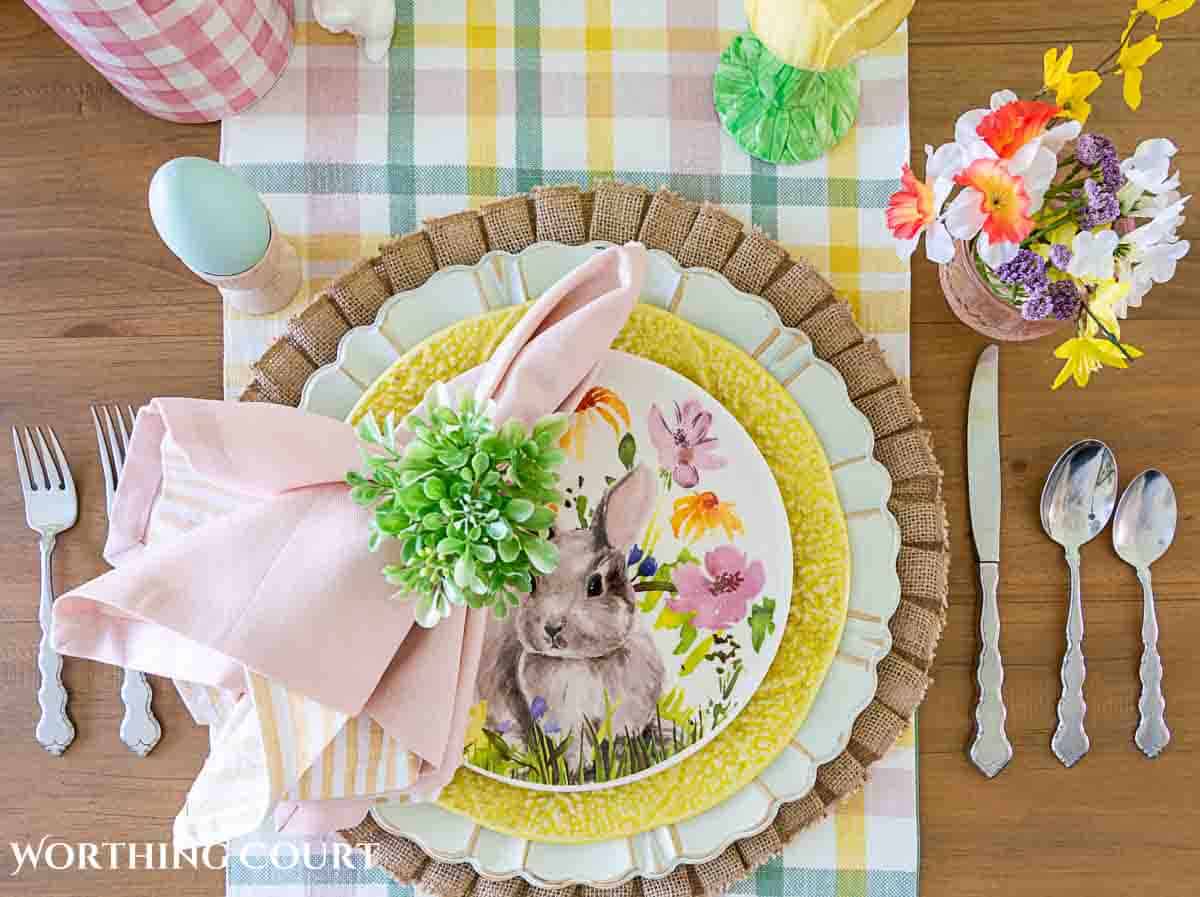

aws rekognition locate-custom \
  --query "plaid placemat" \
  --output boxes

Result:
[220,2,916,895]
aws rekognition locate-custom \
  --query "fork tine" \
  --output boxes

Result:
[34,427,63,489]
[12,427,33,493]
[115,405,132,455]
[91,406,116,496]
[45,427,74,493]
[23,427,49,490]
[101,405,124,474]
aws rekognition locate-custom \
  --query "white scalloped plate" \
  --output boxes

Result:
[297,243,901,889]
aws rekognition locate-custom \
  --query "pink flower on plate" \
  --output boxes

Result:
[669,546,766,631]
[648,399,727,488]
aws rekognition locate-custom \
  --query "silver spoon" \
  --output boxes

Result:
[1040,439,1118,767]
[1113,469,1175,758]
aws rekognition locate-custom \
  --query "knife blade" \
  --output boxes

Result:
[967,344,1012,777]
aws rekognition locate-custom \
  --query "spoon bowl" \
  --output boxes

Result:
[1040,439,1119,552]
[1113,469,1177,570]
[1040,439,1118,768]
[1113,469,1175,759]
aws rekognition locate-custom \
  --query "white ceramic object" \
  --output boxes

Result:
[436,352,794,793]
[296,242,902,888]
[313,0,395,62]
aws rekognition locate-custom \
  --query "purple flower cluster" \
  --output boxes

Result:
[1078,178,1121,229]
[995,249,1049,293]
[1022,281,1080,321]
[1075,133,1123,191]
[1049,243,1073,272]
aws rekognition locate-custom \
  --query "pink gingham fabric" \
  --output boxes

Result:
[24,0,294,123]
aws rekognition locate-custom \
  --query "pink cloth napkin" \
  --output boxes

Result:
[54,242,647,832]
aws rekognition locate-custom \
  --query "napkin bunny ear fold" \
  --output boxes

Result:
[592,464,656,551]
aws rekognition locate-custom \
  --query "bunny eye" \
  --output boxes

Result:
[586,571,604,597]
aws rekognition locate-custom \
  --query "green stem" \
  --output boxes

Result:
[1080,301,1135,362]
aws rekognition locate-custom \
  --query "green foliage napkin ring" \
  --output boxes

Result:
[347,384,569,628]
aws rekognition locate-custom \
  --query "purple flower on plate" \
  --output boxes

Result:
[496,719,514,735]
[530,696,548,722]
[648,400,727,488]
[542,719,561,735]
[637,556,659,578]
[627,544,644,567]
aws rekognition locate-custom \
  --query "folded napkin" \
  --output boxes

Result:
[54,243,648,845]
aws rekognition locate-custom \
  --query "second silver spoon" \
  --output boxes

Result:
[1113,469,1175,758]
[1040,440,1118,768]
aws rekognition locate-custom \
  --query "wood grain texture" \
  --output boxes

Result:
[1,1,1197,894]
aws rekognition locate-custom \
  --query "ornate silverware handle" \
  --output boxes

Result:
[119,668,162,757]
[35,534,74,756]
[970,562,1012,777]
[1052,548,1089,767]
[1135,567,1170,758]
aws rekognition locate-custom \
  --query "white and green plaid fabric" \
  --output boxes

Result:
[221,2,917,894]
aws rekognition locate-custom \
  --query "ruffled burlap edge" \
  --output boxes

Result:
[239,182,948,897]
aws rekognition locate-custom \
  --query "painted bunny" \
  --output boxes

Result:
[475,464,664,764]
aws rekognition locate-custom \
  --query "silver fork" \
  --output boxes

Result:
[92,405,162,757]
[12,426,77,755]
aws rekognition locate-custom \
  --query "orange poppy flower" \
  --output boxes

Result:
[560,386,631,460]
[975,100,1060,160]
[671,491,745,543]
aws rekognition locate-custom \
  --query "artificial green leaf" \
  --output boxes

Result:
[575,494,590,529]
[473,543,497,563]
[454,553,475,588]
[498,537,521,563]
[471,451,490,479]
[533,414,569,446]
[618,432,637,470]
[526,506,556,530]
[437,537,464,556]
[486,519,511,541]
[521,535,559,574]
[422,476,446,500]
[505,498,535,522]
[421,512,447,530]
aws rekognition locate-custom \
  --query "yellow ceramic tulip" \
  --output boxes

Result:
[745,0,915,71]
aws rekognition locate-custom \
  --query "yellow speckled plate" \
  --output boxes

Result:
[349,302,850,842]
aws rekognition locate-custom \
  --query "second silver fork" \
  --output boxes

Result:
[92,404,162,757]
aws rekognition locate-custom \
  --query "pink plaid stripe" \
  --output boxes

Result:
[25,0,294,123]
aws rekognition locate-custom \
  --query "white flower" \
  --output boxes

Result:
[1121,138,1181,196]
[1132,189,1184,219]
[1114,195,1191,315]
[1067,230,1120,282]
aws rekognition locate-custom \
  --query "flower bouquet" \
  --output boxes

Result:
[888,1,1192,387]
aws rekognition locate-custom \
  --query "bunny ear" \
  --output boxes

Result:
[593,464,657,550]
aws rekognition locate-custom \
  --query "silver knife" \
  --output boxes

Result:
[967,345,1012,777]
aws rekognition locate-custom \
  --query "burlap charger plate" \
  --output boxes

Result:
[241,182,948,897]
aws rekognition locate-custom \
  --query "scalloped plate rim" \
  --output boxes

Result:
[296,241,901,888]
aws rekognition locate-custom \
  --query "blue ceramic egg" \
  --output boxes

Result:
[148,157,271,277]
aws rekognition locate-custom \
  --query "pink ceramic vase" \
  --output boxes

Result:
[938,241,1066,342]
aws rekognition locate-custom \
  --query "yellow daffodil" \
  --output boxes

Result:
[1118,12,1164,110]
[1137,0,1197,24]
[559,386,630,460]
[671,491,745,542]
[1052,336,1144,389]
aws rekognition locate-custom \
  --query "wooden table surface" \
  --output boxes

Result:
[1,1,1197,894]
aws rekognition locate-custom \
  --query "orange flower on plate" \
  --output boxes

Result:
[953,159,1035,245]
[560,386,631,460]
[671,491,745,543]
[975,100,1061,159]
